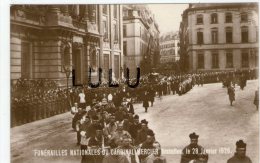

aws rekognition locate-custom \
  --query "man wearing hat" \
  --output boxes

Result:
[227,140,252,163]
[180,132,207,163]
[129,115,141,144]
[117,134,139,163]
[103,114,118,138]
[139,130,156,162]
[110,122,131,146]
[136,119,154,145]
[88,124,107,163]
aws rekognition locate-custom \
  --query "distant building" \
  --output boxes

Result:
[123,5,160,77]
[179,3,258,72]
[10,5,123,86]
[160,31,180,64]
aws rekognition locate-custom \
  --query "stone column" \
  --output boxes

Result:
[89,5,96,23]
[49,5,60,14]
[83,5,89,22]
[60,5,69,16]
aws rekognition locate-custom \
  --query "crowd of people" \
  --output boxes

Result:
[10,69,258,162]
[11,79,70,127]
[11,69,258,127]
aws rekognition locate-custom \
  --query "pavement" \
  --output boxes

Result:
[11,80,259,163]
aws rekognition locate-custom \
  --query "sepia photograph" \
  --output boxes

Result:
[9,2,259,163]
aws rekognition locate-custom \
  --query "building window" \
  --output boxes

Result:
[256,29,258,42]
[211,28,218,44]
[256,49,259,67]
[21,42,31,78]
[123,41,127,56]
[212,52,219,68]
[102,5,108,14]
[63,46,70,66]
[241,12,248,22]
[198,52,204,69]
[123,10,128,17]
[241,26,248,43]
[103,19,108,41]
[226,51,233,68]
[90,48,97,71]
[225,13,232,23]
[113,5,117,19]
[241,50,249,67]
[197,31,204,44]
[113,23,118,43]
[197,14,203,24]
[211,13,218,24]
[123,25,126,37]
[226,27,233,43]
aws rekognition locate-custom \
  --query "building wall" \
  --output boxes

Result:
[159,32,180,64]
[10,5,123,86]
[184,4,258,72]
[123,5,160,77]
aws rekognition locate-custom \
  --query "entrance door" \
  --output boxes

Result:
[114,55,119,79]
[103,54,110,80]
[72,49,82,85]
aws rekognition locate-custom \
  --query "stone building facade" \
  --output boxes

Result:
[10,5,123,86]
[179,3,258,72]
[160,31,180,64]
[122,5,160,77]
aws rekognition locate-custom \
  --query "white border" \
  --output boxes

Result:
[0,1,259,163]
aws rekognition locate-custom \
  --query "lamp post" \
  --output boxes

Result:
[63,65,71,104]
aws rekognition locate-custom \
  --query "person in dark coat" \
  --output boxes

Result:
[228,85,235,106]
[143,91,149,113]
[136,119,153,145]
[129,115,141,145]
[148,87,156,107]
[227,140,252,163]
[180,132,208,163]
[254,89,259,110]
[139,130,156,162]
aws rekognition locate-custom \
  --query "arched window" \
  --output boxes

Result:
[211,13,218,24]
[196,14,203,24]
[61,42,71,71]
[89,47,97,71]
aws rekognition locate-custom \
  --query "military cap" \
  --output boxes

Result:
[236,140,246,149]
[189,132,199,139]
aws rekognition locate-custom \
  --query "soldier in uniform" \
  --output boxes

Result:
[180,132,208,163]
[227,140,252,163]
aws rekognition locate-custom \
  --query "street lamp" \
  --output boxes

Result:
[62,65,71,103]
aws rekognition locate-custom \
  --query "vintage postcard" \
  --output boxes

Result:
[9,2,259,163]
